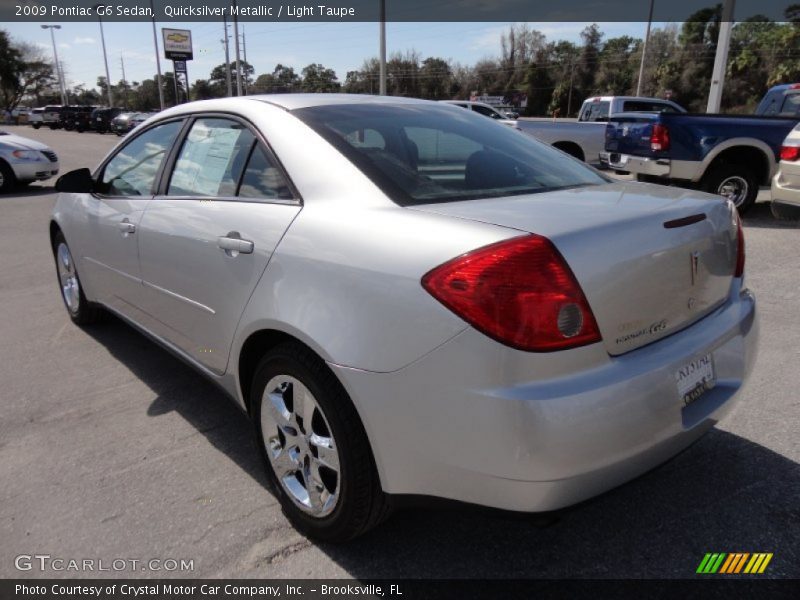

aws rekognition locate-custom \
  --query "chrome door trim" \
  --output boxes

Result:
[141,279,216,315]
[82,256,141,284]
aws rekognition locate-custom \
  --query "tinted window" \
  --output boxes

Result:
[168,118,255,197]
[779,93,800,117]
[238,146,294,200]
[622,101,680,113]
[472,104,502,119]
[579,101,610,122]
[99,120,182,196]
[296,103,608,206]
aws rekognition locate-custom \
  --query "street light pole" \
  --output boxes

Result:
[379,0,386,95]
[707,0,736,113]
[233,0,243,96]
[41,25,66,105]
[93,4,114,107]
[149,0,165,110]
[223,16,232,97]
[636,0,655,97]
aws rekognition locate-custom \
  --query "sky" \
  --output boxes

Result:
[3,21,658,91]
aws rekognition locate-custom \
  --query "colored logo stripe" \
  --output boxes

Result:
[697,552,772,574]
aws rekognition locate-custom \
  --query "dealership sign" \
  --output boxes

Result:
[162,28,193,61]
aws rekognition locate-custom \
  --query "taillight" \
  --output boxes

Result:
[650,124,670,152]
[734,214,745,278]
[780,145,800,162]
[421,235,602,352]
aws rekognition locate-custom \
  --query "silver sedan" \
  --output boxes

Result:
[50,95,757,542]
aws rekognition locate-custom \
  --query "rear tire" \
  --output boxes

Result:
[251,342,390,542]
[0,160,16,193]
[701,164,758,213]
[52,231,104,326]
[771,200,800,221]
[32,123,41,129]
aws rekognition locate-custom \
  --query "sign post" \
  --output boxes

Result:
[162,28,193,104]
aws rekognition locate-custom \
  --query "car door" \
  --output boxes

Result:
[77,119,184,319]
[136,116,302,374]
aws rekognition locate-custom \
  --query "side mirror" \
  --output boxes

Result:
[55,168,94,193]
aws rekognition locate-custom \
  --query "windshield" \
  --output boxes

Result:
[295,103,608,206]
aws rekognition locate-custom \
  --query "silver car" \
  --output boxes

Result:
[0,130,60,192]
[50,95,757,542]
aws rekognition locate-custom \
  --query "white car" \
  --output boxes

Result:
[440,100,519,128]
[771,122,800,219]
[28,108,45,129]
[0,130,59,192]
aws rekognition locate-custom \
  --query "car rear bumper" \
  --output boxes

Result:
[604,153,671,177]
[772,167,800,207]
[333,283,757,512]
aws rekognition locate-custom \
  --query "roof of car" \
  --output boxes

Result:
[253,93,434,111]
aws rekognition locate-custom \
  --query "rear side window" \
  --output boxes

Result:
[168,118,255,197]
[472,104,502,119]
[99,120,182,196]
[238,146,294,200]
[622,101,680,113]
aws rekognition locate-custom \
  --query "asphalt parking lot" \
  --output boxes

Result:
[1,125,799,579]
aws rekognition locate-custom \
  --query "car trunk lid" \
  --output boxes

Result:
[411,182,738,355]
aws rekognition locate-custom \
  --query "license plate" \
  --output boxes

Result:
[676,354,715,406]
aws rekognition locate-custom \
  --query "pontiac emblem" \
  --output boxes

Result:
[690,251,700,286]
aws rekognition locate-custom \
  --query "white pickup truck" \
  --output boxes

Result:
[519,96,685,165]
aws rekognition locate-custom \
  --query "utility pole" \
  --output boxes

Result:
[120,55,129,108]
[222,16,232,97]
[566,54,575,117]
[707,0,735,113]
[41,25,66,105]
[149,0,165,110]
[241,27,248,95]
[379,0,386,95]
[636,0,655,97]
[94,4,113,107]
[233,0,242,96]
[61,62,70,104]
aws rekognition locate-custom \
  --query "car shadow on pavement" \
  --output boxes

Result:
[1,185,55,199]
[744,201,800,229]
[84,314,800,579]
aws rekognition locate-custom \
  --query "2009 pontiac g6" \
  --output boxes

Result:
[50,95,757,541]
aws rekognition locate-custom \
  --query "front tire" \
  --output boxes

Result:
[52,232,103,325]
[251,342,389,542]
[0,160,16,193]
[702,164,758,213]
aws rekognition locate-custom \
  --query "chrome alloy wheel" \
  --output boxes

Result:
[56,243,80,314]
[717,175,749,207]
[260,375,341,517]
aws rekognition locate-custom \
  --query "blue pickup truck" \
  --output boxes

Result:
[604,84,800,212]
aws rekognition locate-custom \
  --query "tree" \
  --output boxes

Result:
[191,78,219,100]
[209,60,254,95]
[300,63,340,92]
[419,57,452,99]
[0,32,55,111]
[253,64,300,93]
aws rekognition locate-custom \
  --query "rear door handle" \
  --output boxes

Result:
[118,219,135,234]
[217,234,254,255]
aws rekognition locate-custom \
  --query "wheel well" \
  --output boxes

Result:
[706,146,770,185]
[238,329,307,413]
[552,142,585,162]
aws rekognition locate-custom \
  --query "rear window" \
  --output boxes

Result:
[622,101,680,113]
[779,93,800,117]
[295,103,607,206]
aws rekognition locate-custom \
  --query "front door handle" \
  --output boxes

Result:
[217,233,254,255]
[118,219,135,234]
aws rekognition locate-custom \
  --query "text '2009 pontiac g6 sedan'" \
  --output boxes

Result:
[50,95,757,541]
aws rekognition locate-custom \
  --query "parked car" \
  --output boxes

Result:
[521,96,685,165]
[771,122,800,220]
[604,84,800,212]
[42,105,62,129]
[91,107,124,133]
[439,100,519,128]
[51,95,756,541]
[110,111,138,135]
[0,130,59,192]
[28,108,44,129]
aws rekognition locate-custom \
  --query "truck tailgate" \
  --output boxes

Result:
[605,114,660,158]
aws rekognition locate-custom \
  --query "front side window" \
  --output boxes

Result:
[99,120,182,196]
[296,103,608,206]
[579,101,610,122]
[168,118,255,197]
[472,104,502,119]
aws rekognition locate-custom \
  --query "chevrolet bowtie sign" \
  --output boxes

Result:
[162,28,193,61]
